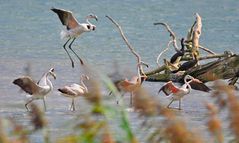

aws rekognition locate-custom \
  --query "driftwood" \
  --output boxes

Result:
[145,13,239,85]
[146,54,239,83]
[191,13,202,60]
[106,13,239,86]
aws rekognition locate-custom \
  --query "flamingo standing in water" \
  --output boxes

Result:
[58,74,89,111]
[158,75,209,110]
[51,8,98,67]
[13,68,56,111]
[117,62,148,106]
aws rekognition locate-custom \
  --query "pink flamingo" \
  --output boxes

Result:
[158,75,209,110]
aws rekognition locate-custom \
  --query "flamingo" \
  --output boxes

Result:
[51,8,98,67]
[13,68,56,111]
[117,62,148,106]
[158,75,209,110]
[58,74,89,111]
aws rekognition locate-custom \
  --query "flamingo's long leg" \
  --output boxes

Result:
[25,98,34,111]
[167,99,174,108]
[68,38,84,65]
[43,97,47,111]
[130,92,133,107]
[72,98,75,111]
[63,38,75,68]
[179,99,182,110]
[70,98,74,111]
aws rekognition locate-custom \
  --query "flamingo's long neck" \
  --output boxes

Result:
[38,73,48,86]
[137,64,142,84]
[46,73,53,90]
[80,78,88,93]
[86,18,92,25]
[38,72,53,90]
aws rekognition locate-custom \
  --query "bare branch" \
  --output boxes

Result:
[156,40,173,67]
[154,22,180,52]
[186,21,196,41]
[198,45,216,55]
[181,53,227,61]
[106,15,146,75]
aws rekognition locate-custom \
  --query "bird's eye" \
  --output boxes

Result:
[87,25,90,29]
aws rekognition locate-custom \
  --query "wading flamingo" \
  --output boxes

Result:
[158,75,209,110]
[51,8,98,67]
[13,68,56,111]
[58,74,89,111]
[117,62,148,106]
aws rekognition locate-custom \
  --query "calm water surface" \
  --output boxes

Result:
[0,0,239,142]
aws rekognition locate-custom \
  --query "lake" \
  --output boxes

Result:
[0,0,239,142]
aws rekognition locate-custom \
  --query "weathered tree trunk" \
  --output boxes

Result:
[146,55,239,83]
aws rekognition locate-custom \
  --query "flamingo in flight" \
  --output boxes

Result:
[51,8,98,67]
[158,75,210,110]
[13,68,56,111]
[58,74,89,111]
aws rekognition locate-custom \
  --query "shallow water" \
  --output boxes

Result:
[0,0,239,142]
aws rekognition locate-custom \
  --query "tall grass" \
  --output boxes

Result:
[2,67,239,143]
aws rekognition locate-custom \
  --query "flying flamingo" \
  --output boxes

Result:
[51,8,98,67]
[13,68,56,111]
[117,62,148,106]
[158,75,209,110]
[58,74,89,111]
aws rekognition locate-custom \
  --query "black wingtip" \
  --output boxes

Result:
[158,88,162,95]
[13,78,20,85]
[51,7,58,12]
[58,88,64,93]
[13,79,17,85]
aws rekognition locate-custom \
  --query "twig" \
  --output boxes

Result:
[156,40,173,67]
[154,22,180,52]
[198,45,216,55]
[106,15,146,74]
[186,21,196,41]
[181,54,227,61]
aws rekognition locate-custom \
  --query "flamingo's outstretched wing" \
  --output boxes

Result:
[158,81,179,96]
[13,76,40,95]
[51,8,79,30]
[189,79,211,92]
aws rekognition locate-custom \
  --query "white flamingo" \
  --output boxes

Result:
[158,75,195,110]
[58,74,89,111]
[51,7,98,67]
[13,68,56,111]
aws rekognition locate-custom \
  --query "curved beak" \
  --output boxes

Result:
[94,15,98,21]
[185,75,195,82]
[50,72,56,79]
